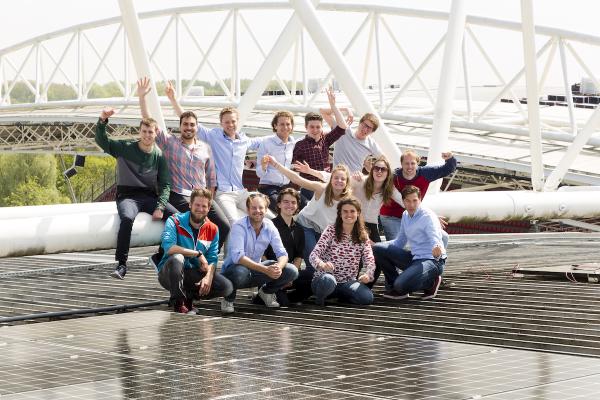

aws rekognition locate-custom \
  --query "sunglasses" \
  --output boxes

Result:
[372,166,388,173]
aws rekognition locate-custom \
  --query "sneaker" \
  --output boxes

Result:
[148,253,161,271]
[383,290,409,300]
[422,275,442,300]
[110,264,127,280]
[221,299,235,314]
[184,298,198,314]
[258,287,280,308]
[174,299,190,314]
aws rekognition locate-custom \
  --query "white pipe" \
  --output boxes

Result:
[290,0,401,167]
[427,0,466,194]
[520,0,545,192]
[1,211,163,258]
[1,189,600,257]
[422,189,600,222]
[0,202,116,220]
[118,0,166,132]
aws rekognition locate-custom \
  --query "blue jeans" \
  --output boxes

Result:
[300,224,321,269]
[221,260,299,302]
[311,273,373,305]
[373,241,444,294]
[379,215,402,241]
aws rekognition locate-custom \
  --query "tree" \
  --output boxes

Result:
[56,155,116,202]
[3,177,68,206]
[9,81,35,103]
[0,154,59,203]
[47,83,77,101]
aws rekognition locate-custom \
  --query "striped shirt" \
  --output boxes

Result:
[156,129,216,195]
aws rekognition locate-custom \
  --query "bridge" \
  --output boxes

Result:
[2,2,600,399]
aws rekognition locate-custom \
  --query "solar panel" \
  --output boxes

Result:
[2,311,600,399]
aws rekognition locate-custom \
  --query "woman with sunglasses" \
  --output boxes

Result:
[294,155,403,243]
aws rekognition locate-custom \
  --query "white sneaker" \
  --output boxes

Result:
[221,299,234,314]
[258,287,280,308]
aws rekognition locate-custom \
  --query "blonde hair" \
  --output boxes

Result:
[400,149,421,164]
[324,164,352,207]
[359,113,379,132]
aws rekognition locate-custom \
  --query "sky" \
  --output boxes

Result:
[1,0,599,90]
[2,0,599,50]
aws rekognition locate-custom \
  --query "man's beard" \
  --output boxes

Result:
[190,213,204,224]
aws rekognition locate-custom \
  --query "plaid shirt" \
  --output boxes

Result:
[156,129,216,194]
[291,126,346,181]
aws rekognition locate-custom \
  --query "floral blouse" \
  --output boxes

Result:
[309,225,375,283]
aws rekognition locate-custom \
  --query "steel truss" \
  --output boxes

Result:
[1,2,600,190]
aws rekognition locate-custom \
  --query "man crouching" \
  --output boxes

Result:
[156,188,233,314]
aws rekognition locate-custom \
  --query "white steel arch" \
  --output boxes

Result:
[1,1,600,190]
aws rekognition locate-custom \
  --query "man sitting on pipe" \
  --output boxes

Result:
[95,108,174,280]
[156,188,233,314]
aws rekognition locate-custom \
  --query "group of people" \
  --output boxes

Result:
[94,77,457,314]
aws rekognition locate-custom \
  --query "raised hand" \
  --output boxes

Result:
[438,216,448,229]
[326,86,336,107]
[136,77,152,98]
[100,107,115,121]
[441,152,453,160]
[345,110,354,126]
[263,154,278,168]
[292,160,310,174]
[165,81,176,100]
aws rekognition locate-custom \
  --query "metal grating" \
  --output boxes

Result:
[1,234,600,360]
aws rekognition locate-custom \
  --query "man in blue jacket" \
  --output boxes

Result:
[157,188,233,314]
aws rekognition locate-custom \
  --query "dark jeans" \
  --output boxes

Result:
[168,191,231,250]
[157,254,233,302]
[258,184,308,213]
[363,222,382,289]
[287,266,316,303]
[373,241,444,293]
[221,260,299,302]
[300,188,314,207]
[116,193,176,265]
[300,224,321,269]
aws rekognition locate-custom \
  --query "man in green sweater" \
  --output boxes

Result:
[95,108,172,279]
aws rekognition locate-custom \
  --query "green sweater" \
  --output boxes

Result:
[95,119,170,209]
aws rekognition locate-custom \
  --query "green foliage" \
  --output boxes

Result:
[3,177,68,206]
[87,82,124,98]
[9,81,35,103]
[0,154,58,202]
[57,155,116,202]
[47,83,77,101]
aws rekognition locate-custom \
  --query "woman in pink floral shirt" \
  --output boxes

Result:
[309,198,375,306]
